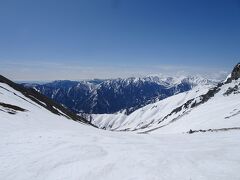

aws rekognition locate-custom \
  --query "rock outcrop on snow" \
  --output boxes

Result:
[231,63,240,80]
[226,63,240,83]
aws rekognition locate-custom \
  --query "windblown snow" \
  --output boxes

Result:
[1,69,240,180]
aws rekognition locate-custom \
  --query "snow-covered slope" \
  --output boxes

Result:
[93,64,240,133]
[92,85,211,130]
[1,72,240,180]
[0,75,90,124]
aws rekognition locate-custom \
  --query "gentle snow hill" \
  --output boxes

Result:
[92,64,240,133]
[1,67,240,180]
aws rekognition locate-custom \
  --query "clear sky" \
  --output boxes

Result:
[0,0,240,80]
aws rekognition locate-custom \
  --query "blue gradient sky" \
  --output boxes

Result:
[0,0,240,80]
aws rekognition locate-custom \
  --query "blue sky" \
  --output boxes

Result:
[0,0,240,80]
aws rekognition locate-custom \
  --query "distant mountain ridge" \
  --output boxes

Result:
[92,63,240,132]
[23,75,218,114]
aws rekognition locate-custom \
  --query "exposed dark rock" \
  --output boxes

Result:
[0,102,26,112]
[224,85,240,96]
[226,63,240,83]
[189,129,194,134]
[187,127,240,134]
[231,63,240,80]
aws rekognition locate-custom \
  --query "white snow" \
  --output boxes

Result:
[150,79,240,134]
[1,79,240,180]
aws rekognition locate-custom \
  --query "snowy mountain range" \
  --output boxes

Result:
[23,75,218,115]
[1,64,240,180]
[92,64,240,133]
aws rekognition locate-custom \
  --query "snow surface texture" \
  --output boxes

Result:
[1,74,240,179]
